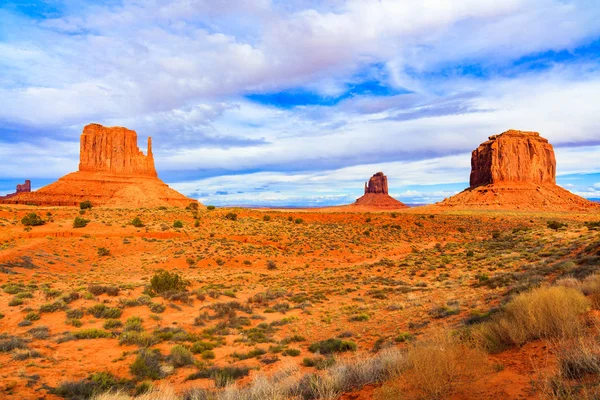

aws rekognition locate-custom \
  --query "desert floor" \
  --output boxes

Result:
[1,204,599,399]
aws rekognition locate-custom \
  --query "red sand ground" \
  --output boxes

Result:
[0,204,599,399]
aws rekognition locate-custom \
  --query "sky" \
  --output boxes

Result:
[1,0,600,206]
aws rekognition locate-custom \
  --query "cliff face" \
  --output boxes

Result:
[364,172,389,194]
[469,130,556,187]
[79,124,157,177]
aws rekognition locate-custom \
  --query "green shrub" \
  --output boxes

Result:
[66,308,84,319]
[130,349,163,380]
[186,202,199,211]
[186,366,250,387]
[97,247,111,257]
[149,270,187,294]
[225,212,237,221]
[87,304,122,319]
[79,200,93,210]
[283,348,301,356]
[267,260,277,270]
[191,341,217,354]
[350,313,370,322]
[25,312,40,321]
[40,301,66,313]
[124,316,144,332]
[119,331,158,347]
[131,217,144,228]
[170,345,195,367]
[207,205,216,210]
[547,220,567,230]
[173,220,183,228]
[73,329,112,339]
[73,217,90,228]
[263,215,271,222]
[9,297,23,306]
[21,213,44,226]
[103,319,123,330]
[308,338,357,354]
[88,284,119,296]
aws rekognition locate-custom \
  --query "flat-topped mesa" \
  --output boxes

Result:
[79,124,157,177]
[438,129,598,211]
[16,180,31,193]
[364,172,389,194]
[0,180,31,200]
[470,129,556,188]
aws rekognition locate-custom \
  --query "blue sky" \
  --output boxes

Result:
[1,0,600,205]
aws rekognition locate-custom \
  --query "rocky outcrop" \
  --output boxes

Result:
[0,180,31,200]
[79,124,156,177]
[470,130,555,187]
[355,172,408,209]
[16,180,31,193]
[364,172,389,194]
[2,124,198,208]
[440,130,598,211]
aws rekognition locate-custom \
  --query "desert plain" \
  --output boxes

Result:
[1,202,599,400]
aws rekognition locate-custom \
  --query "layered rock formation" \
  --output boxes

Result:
[79,124,157,176]
[440,130,598,211]
[354,172,408,209]
[364,172,389,194]
[0,180,31,200]
[2,124,198,208]
[469,130,556,187]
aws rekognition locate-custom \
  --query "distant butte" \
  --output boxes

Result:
[354,172,408,209]
[439,130,598,211]
[1,124,198,208]
[0,180,31,200]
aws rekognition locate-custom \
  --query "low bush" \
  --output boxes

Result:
[309,338,357,354]
[73,217,90,228]
[149,270,187,294]
[472,286,589,352]
[80,200,93,210]
[119,331,158,347]
[88,304,122,319]
[186,366,251,388]
[173,220,183,228]
[130,349,163,380]
[73,329,112,340]
[131,217,144,228]
[225,212,237,221]
[169,345,195,367]
[21,213,45,226]
[88,285,119,296]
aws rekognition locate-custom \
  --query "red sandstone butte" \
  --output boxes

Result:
[79,124,157,177]
[440,130,598,211]
[1,124,199,208]
[0,180,31,200]
[354,172,408,209]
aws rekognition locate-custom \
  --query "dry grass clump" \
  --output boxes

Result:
[405,333,486,399]
[472,286,589,352]
[93,348,407,400]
